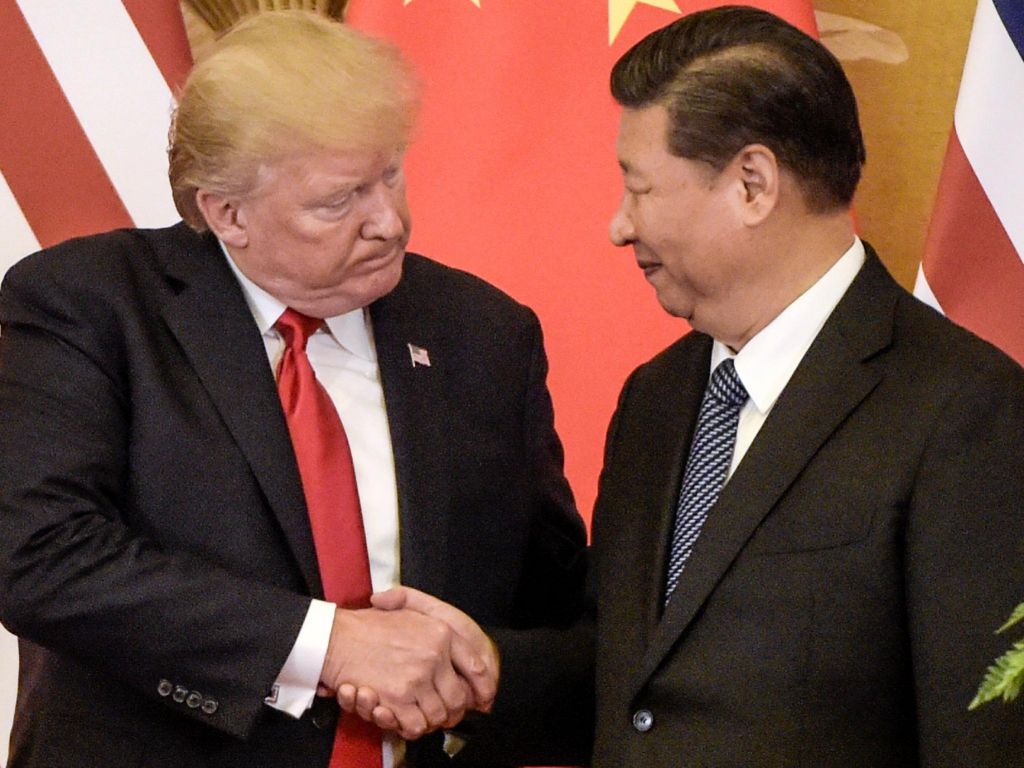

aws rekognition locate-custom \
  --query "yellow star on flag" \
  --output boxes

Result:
[404,0,481,5]
[608,0,681,44]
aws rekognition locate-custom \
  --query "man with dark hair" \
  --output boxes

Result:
[374,5,1024,767]
[590,5,1024,766]
[609,5,864,213]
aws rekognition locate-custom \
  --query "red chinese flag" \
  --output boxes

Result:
[346,0,818,521]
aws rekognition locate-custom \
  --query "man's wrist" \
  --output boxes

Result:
[266,598,336,717]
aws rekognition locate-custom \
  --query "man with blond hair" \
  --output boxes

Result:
[0,11,585,768]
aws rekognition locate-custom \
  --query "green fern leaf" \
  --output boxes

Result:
[997,602,1024,634]
[970,639,1024,710]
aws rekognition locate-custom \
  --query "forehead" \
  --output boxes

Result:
[257,144,398,190]
[616,104,718,190]
[616,105,673,168]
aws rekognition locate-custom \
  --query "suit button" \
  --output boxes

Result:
[157,680,173,697]
[632,709,654,733]
[186,691,203,709]
[201,698,219,715]
[172,685,188,704]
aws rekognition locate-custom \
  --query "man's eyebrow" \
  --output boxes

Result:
[314,180,361,198]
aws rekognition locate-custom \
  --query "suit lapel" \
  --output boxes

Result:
[594,332,710,690]
[633,251,898,696]
[370,268,451,598]
[153,226,322,596]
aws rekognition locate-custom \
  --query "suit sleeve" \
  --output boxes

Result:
[454,357,648,767]
[906,352,1024,766]
[0,253,311,740]
[440,312,592,767]
[508,313,588,628]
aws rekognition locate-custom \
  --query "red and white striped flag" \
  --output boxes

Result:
[0,0,191,276]
[915,0,1024,365]
[0,3,191,762]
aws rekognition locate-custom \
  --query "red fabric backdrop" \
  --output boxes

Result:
[346,0,818,522]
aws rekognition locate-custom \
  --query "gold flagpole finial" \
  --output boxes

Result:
[183,0,349,35]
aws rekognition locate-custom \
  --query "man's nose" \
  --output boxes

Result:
[609,200,635,247]
[361,186,405,241]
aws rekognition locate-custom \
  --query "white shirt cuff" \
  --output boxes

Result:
[264,599,336,718]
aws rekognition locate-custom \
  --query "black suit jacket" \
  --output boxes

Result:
[0,223,586,768]
[587,248,1024,766]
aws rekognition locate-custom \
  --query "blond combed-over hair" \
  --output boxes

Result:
[169,10,419,231]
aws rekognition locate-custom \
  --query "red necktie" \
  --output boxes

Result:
[275,308,383,768]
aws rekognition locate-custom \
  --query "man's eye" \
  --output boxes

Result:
[321,194,352,209]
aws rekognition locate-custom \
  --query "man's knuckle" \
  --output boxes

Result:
[394,680,415,702]
[426,709,445,727]
[424,619,451,644]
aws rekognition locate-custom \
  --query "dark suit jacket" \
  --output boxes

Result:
[587,248,1024,766]
[0,223,586,768]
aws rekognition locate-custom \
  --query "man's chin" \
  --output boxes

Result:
[652,290,692,322]
[350,252,406,307]
[291,258,405,317]
[372,255,405,300]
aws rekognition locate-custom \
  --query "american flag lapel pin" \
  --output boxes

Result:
[408,343,431,368]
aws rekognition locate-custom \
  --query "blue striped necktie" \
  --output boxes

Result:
[664,358,749,605]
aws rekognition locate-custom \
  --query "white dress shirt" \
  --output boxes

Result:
[223,251,403,766]
[712,238,866,478]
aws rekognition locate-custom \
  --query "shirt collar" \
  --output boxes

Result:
[711,237,866,415]
[220,242,376,362]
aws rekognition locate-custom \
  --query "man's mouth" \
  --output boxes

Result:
[637,260,661,277]
[367,242,405,264]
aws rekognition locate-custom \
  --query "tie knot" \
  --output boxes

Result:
[276,308,322,352]
[708,359,748,407]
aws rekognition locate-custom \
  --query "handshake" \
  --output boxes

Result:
[318,587,499,740]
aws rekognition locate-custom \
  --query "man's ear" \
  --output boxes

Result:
[195,190,248,247]
[731,144,779,226]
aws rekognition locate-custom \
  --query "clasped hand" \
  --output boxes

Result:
[319,587,499,739]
